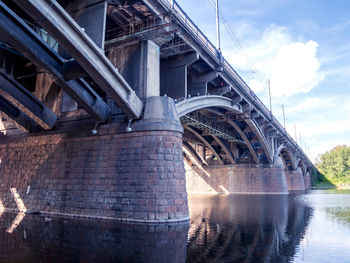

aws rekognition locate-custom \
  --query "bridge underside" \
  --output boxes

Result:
[0,0,312,223]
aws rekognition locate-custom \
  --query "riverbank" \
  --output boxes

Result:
[312,181,350,190]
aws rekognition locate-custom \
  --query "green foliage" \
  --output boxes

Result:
[316,145,350,184]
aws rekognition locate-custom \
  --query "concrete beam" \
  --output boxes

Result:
[231,95,242,105]
[62,0,107,49]
[63,60,87,80]
[211,85,231,96]
[250,111,259,119]
[160,52,199,99]
[242,103,252,114]
[190,71,218,84]
[255,117,265,126]
[116,40,160,99]
[0,71,57,129]
[0,2,111,122]
[188,71,218,96]
[13,0,142,119]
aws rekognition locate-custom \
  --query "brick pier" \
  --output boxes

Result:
[285,168,306,191]
[0,97,189,223]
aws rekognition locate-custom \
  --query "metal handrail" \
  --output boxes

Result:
[158,0,311,164]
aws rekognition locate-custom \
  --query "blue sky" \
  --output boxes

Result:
[175,0,350,162]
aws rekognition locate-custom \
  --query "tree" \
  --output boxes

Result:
[316,145,350,184]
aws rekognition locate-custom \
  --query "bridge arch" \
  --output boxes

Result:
[277,144,296,171]
[183,141,207,166]
[177,97,260,165]
[183,125,225,165]
[245,119,273,164]
[176,95,241,117]
[296,159,307,175]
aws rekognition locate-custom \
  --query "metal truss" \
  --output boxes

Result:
[105,16,176,48]
[181,112,245,144]
[160,35,192,56]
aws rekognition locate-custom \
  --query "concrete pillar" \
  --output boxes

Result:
[108,40,160,99]
[160,52,199,99]
[285,167,306,191]
[304,172,311,189]
[0,97,188,223]
[186,156,289,194]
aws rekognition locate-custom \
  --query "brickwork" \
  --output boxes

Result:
[304,173,311,190]
[285,169,306,191]
[0,125,188,222]
[186,164,288,194]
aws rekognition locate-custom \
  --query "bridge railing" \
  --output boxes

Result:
[158,0,312,165]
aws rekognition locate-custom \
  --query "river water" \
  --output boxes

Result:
[0,190,349,262]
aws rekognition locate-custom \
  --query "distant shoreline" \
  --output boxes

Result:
[312,182,350,190]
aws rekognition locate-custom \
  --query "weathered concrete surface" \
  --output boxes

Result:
[0,97,188,223]
[108,40,160,99]
[285,168,306,191]
[186,162,289,194]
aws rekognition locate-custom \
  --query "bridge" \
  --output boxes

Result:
[0,0,313,223]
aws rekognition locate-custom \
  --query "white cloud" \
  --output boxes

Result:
[248,79,266,93]
[295,119,350,138]
[270,41,324,97]
[286,97,337,113]
[223,25,324,97]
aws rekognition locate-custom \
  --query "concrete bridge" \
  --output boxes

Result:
[0,0,313,223]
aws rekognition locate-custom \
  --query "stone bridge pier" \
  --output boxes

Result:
[186,158,289,195]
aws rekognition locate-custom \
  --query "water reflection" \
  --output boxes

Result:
[3,192,349,262]
[0,213,189,263]
[187,194,313,263]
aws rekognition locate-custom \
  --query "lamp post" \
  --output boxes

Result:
[216,0,221,53]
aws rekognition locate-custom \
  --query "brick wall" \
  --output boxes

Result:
[304,173,311,190]
[285,169,306,191]
[0,125,188,223]
[186,163,288,194]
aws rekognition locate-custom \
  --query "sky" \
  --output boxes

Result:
[175,0,350,162]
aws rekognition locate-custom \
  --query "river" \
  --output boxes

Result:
[0,190,349,262]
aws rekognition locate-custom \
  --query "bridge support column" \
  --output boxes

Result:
[285,168,306,191]
[304,172,311,190]
[108,40,160,98]
[186,156,288,194]
[0,96,188,223]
